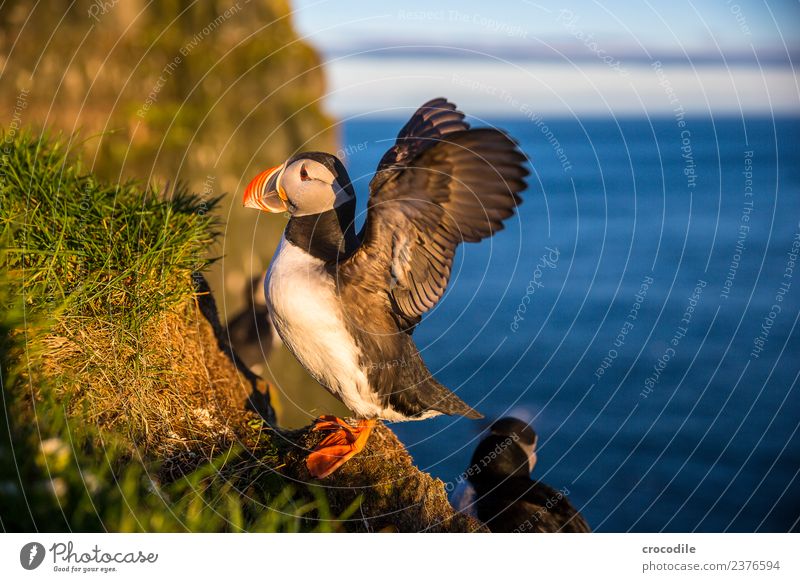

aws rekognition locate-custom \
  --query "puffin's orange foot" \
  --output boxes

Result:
[306,416,375,479]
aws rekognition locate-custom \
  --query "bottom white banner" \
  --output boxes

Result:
[1,533,796,580]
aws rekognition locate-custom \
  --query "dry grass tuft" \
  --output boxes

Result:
[40,297,255,460]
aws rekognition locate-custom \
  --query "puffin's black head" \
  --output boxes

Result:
[490,417,537,447]
[243,152,355,217]
[469,434,532,487]
[468,417,538,486]
[490,416,538,475]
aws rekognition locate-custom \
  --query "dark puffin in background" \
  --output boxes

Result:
[453,417,591,532]
[225,273,276,376]
[243,98,528,478]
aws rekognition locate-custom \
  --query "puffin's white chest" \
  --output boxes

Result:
[264,236,381,417]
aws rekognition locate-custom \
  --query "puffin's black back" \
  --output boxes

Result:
[474,477,590,533]
[468,433,591,533]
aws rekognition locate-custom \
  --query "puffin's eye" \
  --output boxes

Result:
[299,163,310,181]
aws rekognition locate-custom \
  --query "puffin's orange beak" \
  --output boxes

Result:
[243,164,288,212]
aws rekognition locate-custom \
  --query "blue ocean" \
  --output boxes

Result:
[341,115,800,532]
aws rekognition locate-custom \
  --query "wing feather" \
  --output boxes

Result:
[340,98,528,330]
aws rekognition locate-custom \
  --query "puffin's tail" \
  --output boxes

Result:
[424,378,483,419]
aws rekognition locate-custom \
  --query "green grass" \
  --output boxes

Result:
[0,132,347,532]
[1,130,218,325]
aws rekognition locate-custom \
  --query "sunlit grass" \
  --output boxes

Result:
[1,131,219,325]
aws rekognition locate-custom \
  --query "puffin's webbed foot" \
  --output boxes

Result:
[306,416,375,479]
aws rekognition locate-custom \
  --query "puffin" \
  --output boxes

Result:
[243,98,528,478]
[226,273,276,376]
[453,417,591,532]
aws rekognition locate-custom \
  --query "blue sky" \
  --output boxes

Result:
[289,0,799,116]
[293,0,799,54]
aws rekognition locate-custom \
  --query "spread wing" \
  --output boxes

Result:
[340,98,528,330]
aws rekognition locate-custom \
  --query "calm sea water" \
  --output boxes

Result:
[341,115,800,532]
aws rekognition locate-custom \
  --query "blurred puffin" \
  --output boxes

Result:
[226,273,277,376]
[453,417,591,532]
[243,98,528,478]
